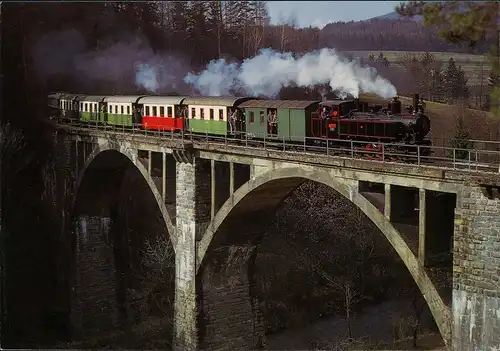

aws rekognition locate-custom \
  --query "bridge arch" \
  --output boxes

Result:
[72,142,176,249]
[197,166,451,346]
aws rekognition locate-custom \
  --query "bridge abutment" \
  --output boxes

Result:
[452,186,500,351]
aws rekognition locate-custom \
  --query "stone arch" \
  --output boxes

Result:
[72,142,176,249]
[197,166,451,346]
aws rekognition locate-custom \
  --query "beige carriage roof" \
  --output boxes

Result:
[78,95,107,102]
[138,96,188,105]
[238,100,319,109]
[182,96,253,107]
[103,95,147,103]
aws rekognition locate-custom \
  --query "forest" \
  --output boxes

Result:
[0,1,497,350]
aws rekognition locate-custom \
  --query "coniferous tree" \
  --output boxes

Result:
[443,58,460,103]
[449,114,473,160]
[443,58,470,104]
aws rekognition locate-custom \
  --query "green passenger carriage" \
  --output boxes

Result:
[238,100,320,142]
[183,96,253,136]
[104,95,146,127]
[78,95,107,123]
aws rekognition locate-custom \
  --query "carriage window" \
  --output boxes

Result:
[95,103,98,111]
[90,104,93,112]
[145,106,150,116]
[120,105,124,114]
[84,103,87,112]
[250,111,255,124]
[160,106,165,117]
[80,103,83,111]
[167,106,173,117]
[260,111,265,124]
[219,109,224,120]
[127,106,130,115]
[108,105,112,113]
[115,105,118,114]
[151,106,156,116]
[191,108,196,118]
[209,108,214,120]
[200,109,205,120]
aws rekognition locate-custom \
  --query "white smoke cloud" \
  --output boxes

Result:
[184,48,397,99]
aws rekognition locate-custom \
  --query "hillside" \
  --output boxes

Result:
[348,50,491,87]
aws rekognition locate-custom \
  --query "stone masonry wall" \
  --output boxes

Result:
[453,185,500,351]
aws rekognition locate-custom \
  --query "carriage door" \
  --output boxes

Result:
[312,107,328,138]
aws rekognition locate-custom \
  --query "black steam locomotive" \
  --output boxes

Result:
[311,93,431,156]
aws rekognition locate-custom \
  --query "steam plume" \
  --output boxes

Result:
[184,48,397,99]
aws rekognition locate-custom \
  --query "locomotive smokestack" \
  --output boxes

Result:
[413,93,420,113]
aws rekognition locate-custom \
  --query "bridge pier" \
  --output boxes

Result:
[452,186,500,351]
[173,156,258,350]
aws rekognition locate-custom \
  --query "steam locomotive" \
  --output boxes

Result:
[48,92,431,157]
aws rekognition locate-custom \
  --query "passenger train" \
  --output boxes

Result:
[48,92,432,157]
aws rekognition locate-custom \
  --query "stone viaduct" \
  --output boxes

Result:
[47,123,500,351]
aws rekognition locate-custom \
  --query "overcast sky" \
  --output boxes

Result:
[266,1,402,28]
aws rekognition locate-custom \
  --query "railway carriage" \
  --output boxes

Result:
[238,100,319,142]
[139,96,188,131]
[59,93,80,119]
[78,95,107,123]
[183,97,252,136]
[104,95,146,127]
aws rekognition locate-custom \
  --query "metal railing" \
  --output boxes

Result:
[52,117,500,175]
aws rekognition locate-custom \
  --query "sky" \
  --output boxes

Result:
[266,1,402,29]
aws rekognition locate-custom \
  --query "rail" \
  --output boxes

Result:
[52,117,500,175]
